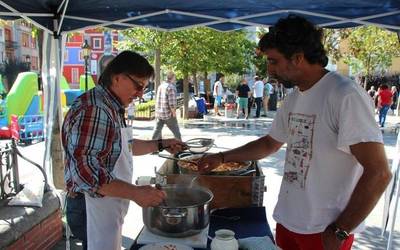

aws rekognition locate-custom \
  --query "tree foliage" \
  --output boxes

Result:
[119,27,256,77]
[343,26,400,78]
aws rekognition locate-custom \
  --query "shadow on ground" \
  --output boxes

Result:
[354,226,400,250]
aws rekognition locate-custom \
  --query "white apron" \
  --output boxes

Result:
[85,127,133,250]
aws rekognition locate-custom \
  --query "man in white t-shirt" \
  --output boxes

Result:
[252,76,264,118]
[262,78,274,116]
[213,74,224,116]
[198,15,391,250]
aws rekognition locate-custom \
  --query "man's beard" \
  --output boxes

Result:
[281,80,295,88]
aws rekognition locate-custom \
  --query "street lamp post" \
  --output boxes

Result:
[81,39,91,92]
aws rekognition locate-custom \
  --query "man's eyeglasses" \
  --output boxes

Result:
[125,74,148,92]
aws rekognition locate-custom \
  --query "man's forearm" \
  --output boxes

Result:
[334,142,392,232]
[131,139,158,155]
[334,168,391,232]
[224,135,283,163]
[97,179,139,200]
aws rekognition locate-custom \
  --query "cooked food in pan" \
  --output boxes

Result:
[179,160,247,172]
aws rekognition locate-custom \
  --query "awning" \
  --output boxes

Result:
[0,0,398,36]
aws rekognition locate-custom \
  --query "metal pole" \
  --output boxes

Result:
[85,57,88,91]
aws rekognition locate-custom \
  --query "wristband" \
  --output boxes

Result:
[218,151,225,163]
[157,139,164,152]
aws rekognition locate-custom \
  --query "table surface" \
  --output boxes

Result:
[130,206,274,250]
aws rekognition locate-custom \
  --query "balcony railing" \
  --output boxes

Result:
[0,140,21,199]
[0,139,48,200]
[5,40,19,49]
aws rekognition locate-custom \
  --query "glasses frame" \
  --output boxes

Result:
[125,74,148,92]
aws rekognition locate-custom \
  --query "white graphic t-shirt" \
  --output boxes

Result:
[269,71,383,234]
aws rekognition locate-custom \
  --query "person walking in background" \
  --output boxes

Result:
[152,71,182,140]
[377,84,393,127]
[213,74,224,116]
[390,85,398,115]
[367,86,376,99]
[126,101,135,126]
[262,78,273,117]
[198,15,391,250]
[253,76,264,118]
[235,78,251,119]
[268,79,278,111]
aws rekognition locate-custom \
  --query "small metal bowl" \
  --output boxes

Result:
[185,138,214,153]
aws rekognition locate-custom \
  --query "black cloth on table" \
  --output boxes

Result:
[130,206,274,250]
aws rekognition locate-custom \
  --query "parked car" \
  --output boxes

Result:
[141,90,155,102]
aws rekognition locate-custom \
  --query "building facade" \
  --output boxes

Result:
[0,20,39,71]
[63,29,119,88]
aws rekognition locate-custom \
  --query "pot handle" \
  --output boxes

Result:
[161,208,188,218]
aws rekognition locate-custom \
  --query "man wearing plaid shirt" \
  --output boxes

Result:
[152,71,182,140]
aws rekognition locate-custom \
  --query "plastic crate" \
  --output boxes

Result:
[18,115,44,145]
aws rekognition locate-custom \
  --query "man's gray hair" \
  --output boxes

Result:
[166,71,176,82]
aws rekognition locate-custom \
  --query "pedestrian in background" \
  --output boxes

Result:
[235,78,251,119]
[390,85,398,115]
[152,71,182,140]
[252,76,264,118]
[213,74,224,116]
[377,84,393,127]
[126,101,135,126]
[263,77,273,117]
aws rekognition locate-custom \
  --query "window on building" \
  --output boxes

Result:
[30,36,36,49]
[31,56,38,70]
[21,32,29,47]
[72,68,79,84]
[93,38,102,49]
[4,29,11,41]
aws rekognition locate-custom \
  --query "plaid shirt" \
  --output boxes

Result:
[62,85,126,196]
[155,82,177,120]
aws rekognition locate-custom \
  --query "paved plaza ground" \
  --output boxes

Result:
[15,110,400,250]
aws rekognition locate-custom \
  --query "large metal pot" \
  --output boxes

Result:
[142,184,213,237]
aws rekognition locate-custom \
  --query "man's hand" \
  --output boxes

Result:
[132,185,166,207]
[197,153,224,173]
[321,227,342,250]
[163,138,187,154]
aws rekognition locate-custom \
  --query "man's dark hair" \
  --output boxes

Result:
[380,84,389,90]
[99,50,154,87]
[216,73,225,81]
[258,15,328,67]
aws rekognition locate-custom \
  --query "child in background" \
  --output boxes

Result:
[126,101,135,126]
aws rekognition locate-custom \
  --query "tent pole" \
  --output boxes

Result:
[386,130,400,249]
[387,166,400,250]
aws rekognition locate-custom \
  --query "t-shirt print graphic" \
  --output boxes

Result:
[284,112,316,189]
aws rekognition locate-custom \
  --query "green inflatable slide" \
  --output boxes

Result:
[6,72,38,123]
[79,75,95,92]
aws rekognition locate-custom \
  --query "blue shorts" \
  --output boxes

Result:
[214,96,222,107]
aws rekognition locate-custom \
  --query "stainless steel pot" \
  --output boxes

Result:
[142,184,213,237]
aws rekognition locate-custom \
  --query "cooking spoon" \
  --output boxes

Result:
[155,184,168,207]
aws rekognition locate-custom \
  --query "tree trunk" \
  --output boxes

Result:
[154,48,161,92]
[183,74,189,119]
[51,110,65,189]
[192,71,198,96]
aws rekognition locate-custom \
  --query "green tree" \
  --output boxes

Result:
[343,26,400,88]
[119,28,172,90]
